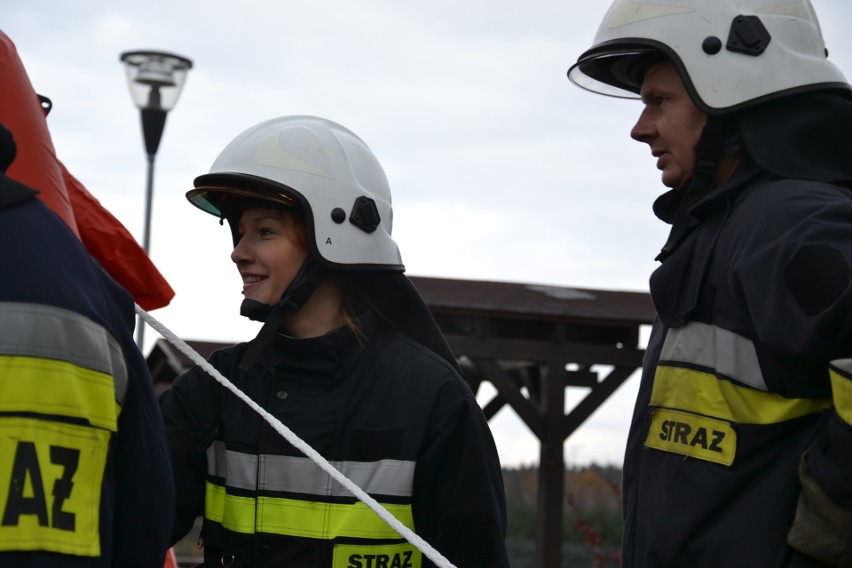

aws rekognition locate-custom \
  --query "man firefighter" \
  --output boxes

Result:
[569,1,852,566]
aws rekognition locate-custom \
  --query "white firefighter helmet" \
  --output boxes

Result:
[568,0,850,113]
[188,115,403,270]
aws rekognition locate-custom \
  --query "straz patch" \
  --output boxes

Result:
[645,408,736,466]
[333,541,421,568]
[0,417,109,556]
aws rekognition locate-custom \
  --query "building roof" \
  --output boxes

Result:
[408,276,653,327]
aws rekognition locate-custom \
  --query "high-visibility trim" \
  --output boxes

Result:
[661,322,767,391]
[0,417,109,556]
[645,408,737,466]
[829,359,852,425]
[0,356,119,432]
[207,441,415,497]
[205,482,416,539]
[652,366,832,425]
[830,358,852,378]
[332,541,421,568]
[0,302,127,407]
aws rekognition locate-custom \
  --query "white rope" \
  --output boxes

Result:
[136,305,456,568]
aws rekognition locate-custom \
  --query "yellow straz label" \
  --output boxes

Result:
[0,417,109,556]
[645,408,737,466]
[333,542,421,568]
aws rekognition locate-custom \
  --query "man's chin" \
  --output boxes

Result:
[662,174,691,192]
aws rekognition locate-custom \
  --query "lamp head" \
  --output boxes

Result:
[120,50,193,111]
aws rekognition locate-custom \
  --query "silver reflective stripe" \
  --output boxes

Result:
[0,302,128,405]
[207,441,415,497]
[660,321,767,391]
[831,358,852,376]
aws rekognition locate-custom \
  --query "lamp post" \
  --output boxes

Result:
[120,50,192,349]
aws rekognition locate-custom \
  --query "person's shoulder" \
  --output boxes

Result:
[372,328,456,367]
[206,342,249,367]
[734,176,852,231]
[174,342,248,383]
[368,330,479,412]
[747,176,852,207]
[369,328,462,380]
[0,194,133,327]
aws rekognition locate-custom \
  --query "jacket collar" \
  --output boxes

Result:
[251,310,377,381]
[651,159,766,261]
[691,159,766,219]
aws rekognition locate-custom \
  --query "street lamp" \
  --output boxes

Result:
[120,50,192,348]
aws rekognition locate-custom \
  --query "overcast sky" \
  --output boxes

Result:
[5,1,852,468]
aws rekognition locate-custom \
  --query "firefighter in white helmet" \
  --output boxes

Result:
[570,1,852,566]
[159,115,510,567]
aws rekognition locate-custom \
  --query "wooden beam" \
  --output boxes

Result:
[480,393,507,421]
[446,335,645,367]
[471,358,545,438]
[562,365,637,440]
[537,360,566,568]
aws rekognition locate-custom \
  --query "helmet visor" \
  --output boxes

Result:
[569,44,668,99]
[188,175,297,219]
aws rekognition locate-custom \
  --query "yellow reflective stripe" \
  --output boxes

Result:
[652,366,832,425]
[830,362,852,425]
[0,417,109,556]
[205,482,415,540]
[0,355,119,432]
[332,542,421,568]
[205,483,256,534]
[258,497,414,540]
[645,408,737,466]
[0,302,127,407]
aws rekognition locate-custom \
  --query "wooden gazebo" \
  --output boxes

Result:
[147,275,654,566]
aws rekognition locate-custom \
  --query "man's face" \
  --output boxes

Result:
[630,60,707,192]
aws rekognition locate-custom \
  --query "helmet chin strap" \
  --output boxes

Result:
[238,255,328,371]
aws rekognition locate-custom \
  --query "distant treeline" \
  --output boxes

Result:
[502,464,623,548]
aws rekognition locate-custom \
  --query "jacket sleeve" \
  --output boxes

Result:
[726,181,852,565]
[159,357,226,544]
[110,331,177,568]
[787,359,852,566]
[411,379,510,568]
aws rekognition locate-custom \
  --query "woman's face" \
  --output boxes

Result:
[230,207,309,306]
